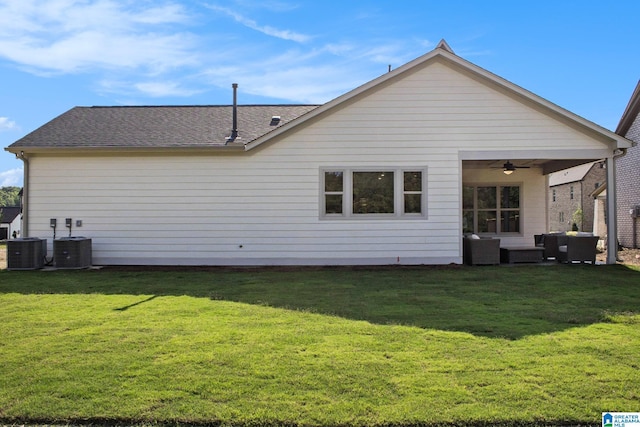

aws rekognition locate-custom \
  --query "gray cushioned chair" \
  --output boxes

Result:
[536,233,568,260]
[557,236,599,264]
[464,236,501,265]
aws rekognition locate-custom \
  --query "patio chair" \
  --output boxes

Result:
[464,236,500,265]
[538,233,568,260]
[557,236,599,264]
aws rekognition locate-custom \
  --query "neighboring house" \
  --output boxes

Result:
[548,161,606,233]
[5,41,631,266]
[0,206,21,240]
[615,80,640,249]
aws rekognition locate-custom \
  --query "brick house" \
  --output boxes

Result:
[615,80,640,248]
[548,161,606,233]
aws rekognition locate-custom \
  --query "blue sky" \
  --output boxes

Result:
[1,0,639,187]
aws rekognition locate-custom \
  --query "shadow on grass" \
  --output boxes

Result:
[113,294,158,311]
[1,263,639,339]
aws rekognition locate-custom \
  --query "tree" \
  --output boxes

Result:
[572,208,584,232]
[0,186,21,207]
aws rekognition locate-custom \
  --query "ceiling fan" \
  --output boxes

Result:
[493,161,530,175]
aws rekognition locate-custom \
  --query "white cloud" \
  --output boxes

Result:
[232,0,300,13]
[98,78,203,98]
[0,1,434,105]
[0,0,198,75]
[0,117,17,131]
[205,5,311,43]
[200,39,429,104]
[0,168,23,187]
[202,48,381,104]
[134,81,203,98]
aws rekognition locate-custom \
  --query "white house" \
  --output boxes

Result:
[5,41,631,266]
[0,206,21,240]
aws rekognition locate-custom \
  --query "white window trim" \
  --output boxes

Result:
[320,167,428,220]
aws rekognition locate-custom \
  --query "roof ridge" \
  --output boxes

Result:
[435,39,454,53]
[86,104,322,109]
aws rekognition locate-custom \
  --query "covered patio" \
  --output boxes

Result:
[461,154,624,265]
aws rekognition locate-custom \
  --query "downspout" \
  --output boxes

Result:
[16,151,29,237]
[633,205,637,249]
[606,148,627,264]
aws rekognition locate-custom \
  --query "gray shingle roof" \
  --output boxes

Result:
[0,206,21,224]
[8,105,320,149]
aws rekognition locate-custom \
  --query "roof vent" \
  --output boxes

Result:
[270,116,281,126]
[225,83,240,144]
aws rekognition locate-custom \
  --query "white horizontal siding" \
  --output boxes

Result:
[289,61,610,152]
[28,152,459,265]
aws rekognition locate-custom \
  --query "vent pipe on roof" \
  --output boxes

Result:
[226,83,239,144]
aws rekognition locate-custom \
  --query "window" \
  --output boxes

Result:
[353,171,394,214]
[403,171,423,214]
[463,185,521,234]
[324,171,344,214]
[559,212,565,223]
[322,168,426,218]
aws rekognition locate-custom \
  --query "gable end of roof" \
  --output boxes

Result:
[245,42,632,151]
[616,80,640,137]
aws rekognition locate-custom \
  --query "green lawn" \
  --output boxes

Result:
[1,264,639,426]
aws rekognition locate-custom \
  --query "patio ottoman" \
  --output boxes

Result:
[500,246,545,264]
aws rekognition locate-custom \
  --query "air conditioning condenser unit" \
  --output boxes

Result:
[54,237,92,269]
[7,238,46,270]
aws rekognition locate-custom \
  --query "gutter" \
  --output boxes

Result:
[5,144,246,156]
[15,151,29,237]
[606,148,628,264]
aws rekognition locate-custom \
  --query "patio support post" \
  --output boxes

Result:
[606,155,618,264]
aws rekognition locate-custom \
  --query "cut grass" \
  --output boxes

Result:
[0,264,639,426]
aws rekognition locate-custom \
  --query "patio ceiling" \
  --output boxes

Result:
[463,158,602,175]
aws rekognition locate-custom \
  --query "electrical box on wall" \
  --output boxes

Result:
[633,206,640,218]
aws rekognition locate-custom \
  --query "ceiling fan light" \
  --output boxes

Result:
[503,169,514,175]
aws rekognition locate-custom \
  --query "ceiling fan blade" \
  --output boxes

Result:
[503,161,530,169]
[488,161,531,169]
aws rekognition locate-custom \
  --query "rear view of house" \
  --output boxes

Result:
[5,41,631,266]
